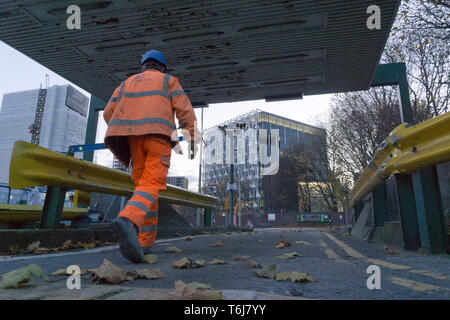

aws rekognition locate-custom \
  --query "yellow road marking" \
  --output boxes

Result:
[366,258,411,270]
[318,239,348,263]
[389,277,446,292]
[324,233,366,259]
[409,269,449,281]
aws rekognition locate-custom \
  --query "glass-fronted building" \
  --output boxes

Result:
[202,109,327,215]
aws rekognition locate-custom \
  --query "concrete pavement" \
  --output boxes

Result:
[0,228,448,299]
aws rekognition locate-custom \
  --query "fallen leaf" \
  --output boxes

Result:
[232,256,249,261]
[26,241,40,253]
[33,247,50,255]
[51,266,87,276]
[156,280,222,300]
[61,239,74,250]
[89,259,128,284]
[384,246,400,254]
[172,257,205,269]
[276,239,291,248]
[82,242,95,250]
[207,259,227,265]
[8,245,19,254]
[276,252,302,259]
[295,241,311,246]
[246,259,262,268]
[144,254,158,264]
[2,264,50,289]
[252,264,277,279]
[275,271,316,283]
[173,232,183,237]
[185,237,193,241]
[136,269,165,280]
[208,241,223,247]
[186,282,214,290]
[165,247,182,253]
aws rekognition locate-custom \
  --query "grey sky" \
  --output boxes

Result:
[1,40,333,191]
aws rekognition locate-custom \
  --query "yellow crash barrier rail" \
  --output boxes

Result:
[350,111,450,206]
[9,140,217,209]
[0,204,88,223]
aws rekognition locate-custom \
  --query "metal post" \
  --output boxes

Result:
[204,208,212,227]
[412,166,448,253]
[371,182,388,227]
[7,187,11,204]
[197,107,204,227]
[393,174,421,250]
[84,95,106,162]
[40,186,67,228]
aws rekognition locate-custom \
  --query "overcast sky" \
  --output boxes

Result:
[0,40,333,192]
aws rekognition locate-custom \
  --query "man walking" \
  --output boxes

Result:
[103,50,200,262]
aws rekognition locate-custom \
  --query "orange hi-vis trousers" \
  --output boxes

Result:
[118,134,171,248]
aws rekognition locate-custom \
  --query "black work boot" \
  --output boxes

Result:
[111,217,144,263]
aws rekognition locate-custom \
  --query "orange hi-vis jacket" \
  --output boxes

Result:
[103,69,199,166]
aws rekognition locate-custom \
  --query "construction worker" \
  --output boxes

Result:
[103,49,200,263]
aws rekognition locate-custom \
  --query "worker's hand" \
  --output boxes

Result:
[189,142,198,160]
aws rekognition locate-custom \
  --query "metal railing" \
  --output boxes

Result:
[8,140,217,228]
[349,111,449,253]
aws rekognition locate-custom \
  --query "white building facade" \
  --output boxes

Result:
[0,85,89,183]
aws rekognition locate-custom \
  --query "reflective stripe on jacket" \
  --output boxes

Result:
[103,70,199,166]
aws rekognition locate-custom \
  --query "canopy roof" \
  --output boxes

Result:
[0,0,400,106]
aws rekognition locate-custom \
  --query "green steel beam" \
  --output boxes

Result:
[412,166,448,253]
[393,174,421,250]
[353,201,363,223]
[84,95,106,162]
[371,63,414,124]
[40,186,67,228]
[372,182,388,227]
[204,208,212,227]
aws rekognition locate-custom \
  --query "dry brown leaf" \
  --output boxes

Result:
[252,264,277,279]
[61,239,74,250]
[172,257,205,269]
[82,242,95,250]
[275,271,316,282]
[186,281,214,290]
[89,259,129,284]
[384,246,400,254]
[276,252,302,259]
[232,256,249,261]
[173,232,183,237]
[207,259,227,265]
[208,241,223,247]
[246,259,262,268]
[144,254,158,264]
[136,269,165,280]
[276,239,291,249]
[165,247,182,253]
[8,245,19,254]
[156,280,222,300]
[185,237,193,241]
[33,247,50,255]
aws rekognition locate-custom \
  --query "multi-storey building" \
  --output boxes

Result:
[0,84,89,183]
[202,110,327,215]
[167,176,189,190]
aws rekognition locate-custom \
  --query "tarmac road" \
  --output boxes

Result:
[0,228,448,300]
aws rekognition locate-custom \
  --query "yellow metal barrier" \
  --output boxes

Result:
[350,112,450,206]
[9,141,217,209]
[0,204,88,223]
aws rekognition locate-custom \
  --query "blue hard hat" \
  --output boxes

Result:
[141,49,166,66]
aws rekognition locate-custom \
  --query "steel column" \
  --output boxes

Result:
[393,174,421,250]
[412,166,448,253]
[84,95,106,162]
[40,186,67,228]
[204,208,212,227]
[371,182,388,227]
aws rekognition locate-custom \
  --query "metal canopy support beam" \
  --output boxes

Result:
[412,166,448,253]
[353,201,363,223]
[84,95,106,162]
[371,182,388,227]
[40,186,67,228]
[393,174,421,250]
[371,63,414,124]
